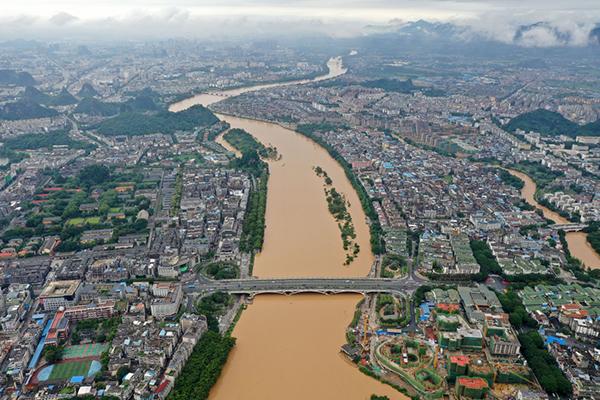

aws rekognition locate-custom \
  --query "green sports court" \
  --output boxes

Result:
[61,343,109,360]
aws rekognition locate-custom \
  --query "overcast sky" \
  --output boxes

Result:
[1,0,599,44]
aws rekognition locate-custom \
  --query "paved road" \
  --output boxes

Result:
[192,276,423,296]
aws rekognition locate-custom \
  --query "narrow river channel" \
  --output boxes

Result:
[507,169,600,269]
[170,59,404,399]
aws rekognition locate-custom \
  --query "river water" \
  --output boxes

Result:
[169,57,346,113]
[507,169,600,269]
[170,58,403,399]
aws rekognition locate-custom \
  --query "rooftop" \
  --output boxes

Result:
[40,280,81,298]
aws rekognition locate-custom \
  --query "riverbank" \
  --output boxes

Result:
[208,114,403,399]
[171,56,407,399]
[506,169,600,269]
[169,57,345,113]
[213,110,385,255]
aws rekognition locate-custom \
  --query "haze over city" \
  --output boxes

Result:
[1,0,600,45]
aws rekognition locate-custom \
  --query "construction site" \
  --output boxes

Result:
[342,286,550,399]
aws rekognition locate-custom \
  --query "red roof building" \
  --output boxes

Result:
[450,355,469,367]
[457,377,488,389]
[437,303,460,313]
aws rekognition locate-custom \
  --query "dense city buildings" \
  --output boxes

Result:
[0,6,599,399]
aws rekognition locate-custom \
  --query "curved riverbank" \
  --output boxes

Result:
[207,111,403,400]
[171,59,407,399]
[169,57,345,113]
[506,169,600,269]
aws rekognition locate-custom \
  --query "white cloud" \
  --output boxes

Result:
[0,1,598,46]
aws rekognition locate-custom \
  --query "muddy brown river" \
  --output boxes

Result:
[170,59,404,399]
[507,169,600,269]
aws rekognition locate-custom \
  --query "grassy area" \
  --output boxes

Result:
[66,216,101,226]
[381,254,408,278]
[199,261,239,280]
[49,360,94,381]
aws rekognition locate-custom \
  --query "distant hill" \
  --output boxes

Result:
[122,87,161,111]
[95,104,218,136]
[513,22,572,46]
[77,45,92,56]
[589,26,600,45]
[505,109,600,137]
[22,86,51,103]
[0,100,59,120]
[74,97,120,116]
[52,88,78,106]
[121,93,158,112]
[77,83,99,98]
[74,91,158,117]
[22,86,77,106]
[0,69,36,86]
[579,119,600,136]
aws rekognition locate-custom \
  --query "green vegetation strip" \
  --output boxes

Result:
[297,123,383,254]
[469,239,502,281]
[170,167,183,217]
[223,128,277,159]
[2,130,95,151]
[224,129,270,252]
[96,105,218,136]
[518,331,572,396]
[584,222,600,256]
[498,169,524,190]
[314,166,359,265]
[167,331,235,400]
[497,290,572,396]
[240,171,267,252]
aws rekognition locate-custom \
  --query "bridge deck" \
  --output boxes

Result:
[198,277,421,295]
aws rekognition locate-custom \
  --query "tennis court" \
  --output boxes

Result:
[62,343,108,359]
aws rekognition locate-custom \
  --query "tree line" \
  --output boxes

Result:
[166,331,235,400]
[297,123,384,254]
[95,105,218,136]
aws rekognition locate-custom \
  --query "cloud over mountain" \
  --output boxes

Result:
[0,2,599,46]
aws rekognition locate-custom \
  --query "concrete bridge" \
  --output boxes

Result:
[193,277,423,296]
[205,92,232,98]
[551,223,588,232]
